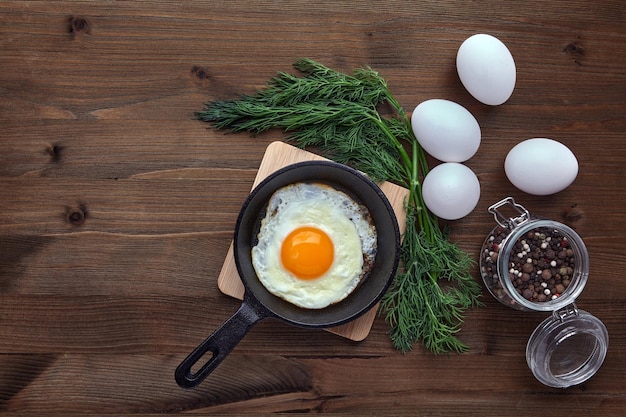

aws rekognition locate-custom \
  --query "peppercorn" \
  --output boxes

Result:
[481,226,576,304]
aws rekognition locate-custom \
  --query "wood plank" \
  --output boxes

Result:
[0,352,624,414]
[0,120,277,178]
[0,175,252,235]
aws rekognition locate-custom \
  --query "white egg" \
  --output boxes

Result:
[251,182,377,309]
[422,163,481,220]
[504,138,579,195]
[456,34,516,105]
[411,99,481,162]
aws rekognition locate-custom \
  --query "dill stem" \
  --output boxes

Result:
[364,111,414,184]
[380,87,435,235]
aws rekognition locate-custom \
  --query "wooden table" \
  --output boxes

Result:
[1,1,624,415]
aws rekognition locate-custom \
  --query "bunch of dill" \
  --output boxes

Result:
[197,58,482,354]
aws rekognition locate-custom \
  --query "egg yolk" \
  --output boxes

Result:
[281,226,334,279]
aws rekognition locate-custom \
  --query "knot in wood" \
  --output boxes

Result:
[69,16,90,34]
[46,143,63,161]
[67,206,87,226]
[563,42,585,56]
[563,204,584,225]
[191,65,209,80]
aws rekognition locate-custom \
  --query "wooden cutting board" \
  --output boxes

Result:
[217,141,408,341]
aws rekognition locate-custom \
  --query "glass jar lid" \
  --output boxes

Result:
[526,305,609,388]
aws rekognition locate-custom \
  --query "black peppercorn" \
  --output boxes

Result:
[482,226,576,303]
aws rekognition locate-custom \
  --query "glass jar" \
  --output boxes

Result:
[480,197,608,388]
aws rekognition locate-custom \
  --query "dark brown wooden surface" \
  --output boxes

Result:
[1,1,625,415]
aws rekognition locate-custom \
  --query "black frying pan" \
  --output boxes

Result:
[175,160,401,388]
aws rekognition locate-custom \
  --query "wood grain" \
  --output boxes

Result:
[1,0,625,415]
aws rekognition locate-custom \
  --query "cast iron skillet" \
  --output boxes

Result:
[175,160,401,388]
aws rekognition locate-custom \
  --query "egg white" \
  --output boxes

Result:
[251,182,376,309]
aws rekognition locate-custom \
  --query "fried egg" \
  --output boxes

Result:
[251,182,377,309]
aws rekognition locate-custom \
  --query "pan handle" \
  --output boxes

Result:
[175,296,268,388]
